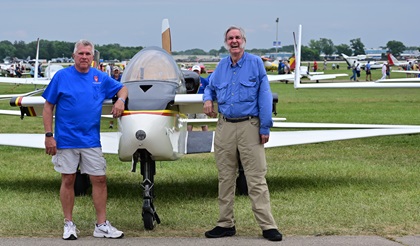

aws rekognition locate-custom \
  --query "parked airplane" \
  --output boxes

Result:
[0,44,103,100]
[341,53,382,70]
[0,39,52,87]
[292,28,420,88]
[263,57,280,71]
[2,21,420,231]
[387,53,418,68]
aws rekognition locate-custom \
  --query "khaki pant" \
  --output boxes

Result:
[214,116,278,230]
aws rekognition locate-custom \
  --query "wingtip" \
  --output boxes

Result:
[161,19,170,34]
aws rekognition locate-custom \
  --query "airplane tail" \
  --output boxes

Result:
[387,53,398,66]
[289,55,296,70]
[341,53,354,67]
[293,25,302,89]
[91,49,100,68]
[161,19,171,54]
[34,38,40,82]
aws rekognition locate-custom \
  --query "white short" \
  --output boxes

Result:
[188,113,208,119]
[52,148,106,176]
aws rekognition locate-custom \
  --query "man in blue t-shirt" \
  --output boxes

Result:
[42,39,127,240]
[188,64,210,131]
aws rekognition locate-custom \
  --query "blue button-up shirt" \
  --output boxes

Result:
[203,52,273,135]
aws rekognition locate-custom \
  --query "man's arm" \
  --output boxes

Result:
[111,85,128,118]
[43,101,56,155]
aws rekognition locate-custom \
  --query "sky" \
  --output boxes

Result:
[2,0,419,52]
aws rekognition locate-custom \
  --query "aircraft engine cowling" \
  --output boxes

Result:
[117,113,187,162]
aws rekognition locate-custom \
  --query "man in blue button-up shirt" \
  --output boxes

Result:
[203,26,282,242]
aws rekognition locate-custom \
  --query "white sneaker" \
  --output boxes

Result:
[93,220,124,238]
[63,220,78,240]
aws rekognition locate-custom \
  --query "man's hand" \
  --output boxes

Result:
[260,134,269,144]
[45,137,57,156]
[111,99,125,118]
[203,100,217,118]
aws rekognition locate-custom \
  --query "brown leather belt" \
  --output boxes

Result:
[223,116,255,123]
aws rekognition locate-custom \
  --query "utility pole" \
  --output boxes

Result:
[275,18,279,57]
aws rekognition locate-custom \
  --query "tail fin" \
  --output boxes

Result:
[289,55,296,70]
[387,53,398,66]
[91,50,100,68]
[293,25,302,89]
[34,38,40,82]
[161,19,171,54]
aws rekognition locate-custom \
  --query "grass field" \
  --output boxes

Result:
[1,62,420,239]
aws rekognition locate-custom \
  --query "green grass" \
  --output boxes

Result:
[1,65,420,238]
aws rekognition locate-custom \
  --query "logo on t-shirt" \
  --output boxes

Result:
[93,76,101,84]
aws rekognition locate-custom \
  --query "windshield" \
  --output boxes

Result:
[121,46,181,84]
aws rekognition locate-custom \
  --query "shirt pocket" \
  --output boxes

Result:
[215,83,228,104]
[239,78,258,102]
[92,83,102,100]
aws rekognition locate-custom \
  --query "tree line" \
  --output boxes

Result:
[0,38,418,62]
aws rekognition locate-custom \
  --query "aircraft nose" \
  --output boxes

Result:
[135,130,146,140]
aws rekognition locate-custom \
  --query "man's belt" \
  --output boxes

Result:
[222,116,255,123]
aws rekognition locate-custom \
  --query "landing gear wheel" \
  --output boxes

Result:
[236,155,248,196]
[74,170,90,196]
[143,212,154,230]
[133,149,161,230]
[236,170,248,196]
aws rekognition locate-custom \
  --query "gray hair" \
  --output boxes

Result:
[223,26,246,50]
[73,39,95,54]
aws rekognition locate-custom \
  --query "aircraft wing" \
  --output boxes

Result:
[0,77,51,85]
[0,109,21,116]
[307,73,348,81]
[389,70,420,75]
[267,74,297,82]
[3,127,420,156]
[173,94,205,114]
[0,88,44,100]
[0,132,119,154]
[265,128,420,148]
[375,77,420,83]
[272,122,420,129]
[184,126,420,154]
[5,96,115,118]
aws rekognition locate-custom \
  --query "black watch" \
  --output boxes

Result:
[45,132,53,137]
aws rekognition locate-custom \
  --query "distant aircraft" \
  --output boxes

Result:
[387,53,418,67]
[293,28,420,88]
[0,39,59,89]
[0,44,104,100]
[2,22,420,232]
[263,57,280,72]
[341,53,382,70]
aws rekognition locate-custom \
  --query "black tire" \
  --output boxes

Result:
[143,212,155,230]
[236,172,248,196]
[74,171,90,196]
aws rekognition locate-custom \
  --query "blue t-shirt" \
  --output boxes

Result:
[42,66,123,149]
[197,75,210,94]
[203,52,273,135]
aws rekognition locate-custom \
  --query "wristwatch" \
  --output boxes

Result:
[45,132,53,137]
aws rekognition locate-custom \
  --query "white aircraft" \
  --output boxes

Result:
[2,21,420,231]
[387,53,418,68]
[293,27,420,88]
[341,53,383,70]
[0,39,61,90]
[266,64,348,83]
